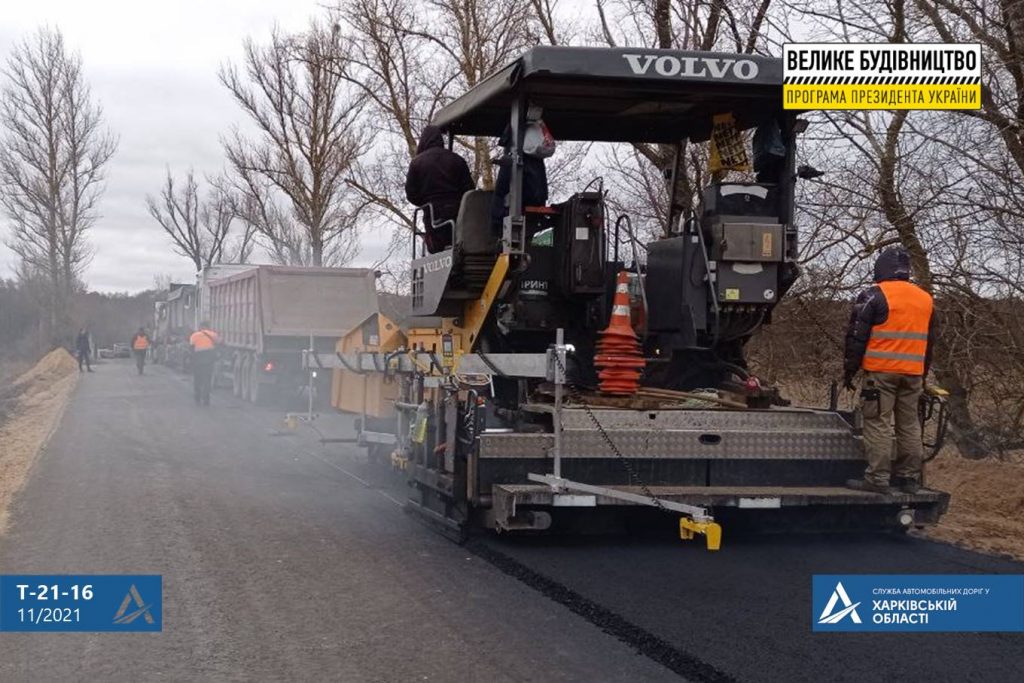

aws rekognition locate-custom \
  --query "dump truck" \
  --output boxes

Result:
[209,265,378,405]
[153,283,196,369]
[153,265,255,372]
[309,46,950,548]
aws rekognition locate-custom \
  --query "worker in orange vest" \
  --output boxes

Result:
[189,320,220,406]
[843,247,935,494]
[131,327,150,375]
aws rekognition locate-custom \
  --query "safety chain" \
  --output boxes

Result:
[552,350,668,514]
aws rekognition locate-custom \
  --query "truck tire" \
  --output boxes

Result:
[368,444,390,465]
[232,354,244,398]
[249,355,263,405]
[239,354,251,402]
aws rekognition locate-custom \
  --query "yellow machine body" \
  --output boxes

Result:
[406,254,510,355]
[331,255,509,415]
[331,313,403,418]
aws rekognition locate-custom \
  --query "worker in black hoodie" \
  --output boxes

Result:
[405,125,475,253]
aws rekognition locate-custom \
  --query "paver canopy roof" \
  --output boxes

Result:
[431,47,784,144]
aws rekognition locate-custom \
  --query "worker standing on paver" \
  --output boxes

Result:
[131,327,150,375]
[843,246,935,494]
[189,321,219,406]
[491,120,551,237]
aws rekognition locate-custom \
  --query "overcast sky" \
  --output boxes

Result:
[0,0,399,293]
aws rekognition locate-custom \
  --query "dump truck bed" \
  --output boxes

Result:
[208,266,379,352]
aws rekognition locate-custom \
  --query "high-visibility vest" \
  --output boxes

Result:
[190,329,219,351]
[862,280,933,376]
[133,335,149,350]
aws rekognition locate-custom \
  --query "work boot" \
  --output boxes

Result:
[892,477,921,494]
[845,478,891,494]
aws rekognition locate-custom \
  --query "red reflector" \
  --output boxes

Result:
[263,362,275,372]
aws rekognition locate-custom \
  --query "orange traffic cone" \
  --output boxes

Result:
[594,271,645,395]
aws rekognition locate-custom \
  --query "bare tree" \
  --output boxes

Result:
[901,0,1024,456]
[588,1,778,236]
[782,0,1024,457]
[912,0,1024,176]
[334,0,437,236]
[0,27,117,338]
[210,184,258,265]
[335,0,541,205]
[328,0,558,280]
[146,169,253,272]
[429,0,542,185]
[219,21,370,267]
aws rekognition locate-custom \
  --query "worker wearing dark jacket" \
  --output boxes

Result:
[75,328,93,373]
[491,125,549,235]
[843,246,935,494]
[405,125,475,253]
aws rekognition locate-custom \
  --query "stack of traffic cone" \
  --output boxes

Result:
[594,271,646,395]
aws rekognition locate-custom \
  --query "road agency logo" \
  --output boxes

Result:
[113,584,155,625]
[813,574,1024,632]
[817,581,862,625]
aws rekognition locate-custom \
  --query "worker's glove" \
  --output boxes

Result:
[842,371,857,392]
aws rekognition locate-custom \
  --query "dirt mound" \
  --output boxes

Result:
[0,348,79,533]
[11,347,78,386]
[924,453,1024,561]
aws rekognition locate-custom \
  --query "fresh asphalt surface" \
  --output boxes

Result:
[1,360,1022,681]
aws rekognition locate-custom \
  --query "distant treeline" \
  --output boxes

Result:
[0,278,158,361]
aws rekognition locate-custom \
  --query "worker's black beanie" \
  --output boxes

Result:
[873,246,911,282]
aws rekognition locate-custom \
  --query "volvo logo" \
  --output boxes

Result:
[421,253,453,274]
[622,53,759,80]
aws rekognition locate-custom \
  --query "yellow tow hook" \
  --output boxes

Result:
[680,517,723,551]
[390,451,409,471]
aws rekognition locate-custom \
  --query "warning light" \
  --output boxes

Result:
[263,361,275,372]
